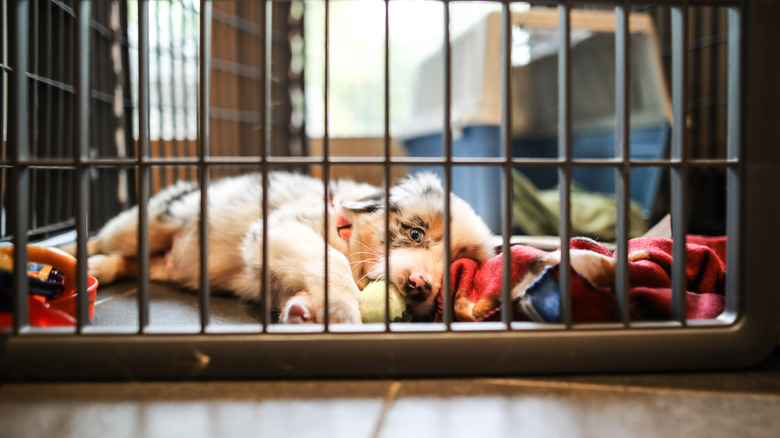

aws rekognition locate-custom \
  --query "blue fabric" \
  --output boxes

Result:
[519,266,561,323]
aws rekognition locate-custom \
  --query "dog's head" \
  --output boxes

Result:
[337,172,493,320]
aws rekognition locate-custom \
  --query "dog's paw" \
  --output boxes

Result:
[328,297,362,324]
[87,254,120,284]
[279,290,362,324]
[280,291,314,324]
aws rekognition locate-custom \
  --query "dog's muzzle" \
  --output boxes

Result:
[404,273,433,302]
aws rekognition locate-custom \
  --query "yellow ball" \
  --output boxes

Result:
[359,281,410,323]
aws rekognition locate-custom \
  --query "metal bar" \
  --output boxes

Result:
[614,1,631,325]
[441,0,453,328]
[168,0,179,162]
[74,0,91,332]
[184,0,198,182]
[9,0,31,333]
[55,0,69,233]
[260,0,271,329]
[670,4,689,323]
[690,7,702,158]
[4,320,778,380]
[34,1,47,231]
[153,0,166,188]
[26,0,38,236]
[557,1,573,328]
[707,7,721,159]
[322,0,330,330]
[499,0,513,328]
[198,0,212,331]
[118,0,134,184]
[150,0,162,191]
[182,0,196,165]
[0,0,5,238]
[28,0,39,180]
[383,0,391,329]
[88,1,101,168]
[724,6,742,317]
[24,72,76,94]
[7,156,739,169]
[137,0,152,332]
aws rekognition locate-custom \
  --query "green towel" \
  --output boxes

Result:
[512,170,647,241]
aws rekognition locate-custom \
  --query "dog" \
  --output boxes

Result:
[83,171,494,324]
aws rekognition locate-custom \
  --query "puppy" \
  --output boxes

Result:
[84,171,494,324]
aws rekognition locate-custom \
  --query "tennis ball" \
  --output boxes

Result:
[359,280,410,323]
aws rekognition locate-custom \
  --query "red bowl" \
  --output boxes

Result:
[1,245,99,325]
[46,274,99,322]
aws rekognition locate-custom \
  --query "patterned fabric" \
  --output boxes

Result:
[440,236,727,323]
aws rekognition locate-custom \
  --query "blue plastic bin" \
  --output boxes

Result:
[404,124,669,233]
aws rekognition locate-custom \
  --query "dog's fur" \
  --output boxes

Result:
[84,171,494,324]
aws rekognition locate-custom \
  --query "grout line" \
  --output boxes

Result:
[371,380,402,438]
[477,378,780,402]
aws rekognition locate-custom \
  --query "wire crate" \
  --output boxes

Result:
[1,0,778,380]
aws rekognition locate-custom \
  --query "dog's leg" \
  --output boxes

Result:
[86,181,197,284]
[86,254,132,284]
[239,219,361,324]
[90,180,197,256]
[276,239,362,324]
[85,253,170,284]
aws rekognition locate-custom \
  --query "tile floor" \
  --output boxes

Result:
[2,356,780,438]
[2,281,779,437]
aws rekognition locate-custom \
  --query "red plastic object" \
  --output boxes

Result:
[0,245,98,327]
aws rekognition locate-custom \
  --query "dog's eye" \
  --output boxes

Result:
[409,228,425,243]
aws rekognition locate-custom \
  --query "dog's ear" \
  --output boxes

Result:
[339,193,385,213]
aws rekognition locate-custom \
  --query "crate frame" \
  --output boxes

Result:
[2,0,779,380]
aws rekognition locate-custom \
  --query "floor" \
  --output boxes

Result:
[2,282,780,437]
[88,280,265,329]
[2,352,780,438]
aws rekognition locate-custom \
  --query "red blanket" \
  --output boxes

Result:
[442,236,727,323]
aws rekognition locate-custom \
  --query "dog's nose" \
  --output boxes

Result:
[404,273,432,302]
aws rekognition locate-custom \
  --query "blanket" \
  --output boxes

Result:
[512,170,649,241]
[440,236,727,323]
